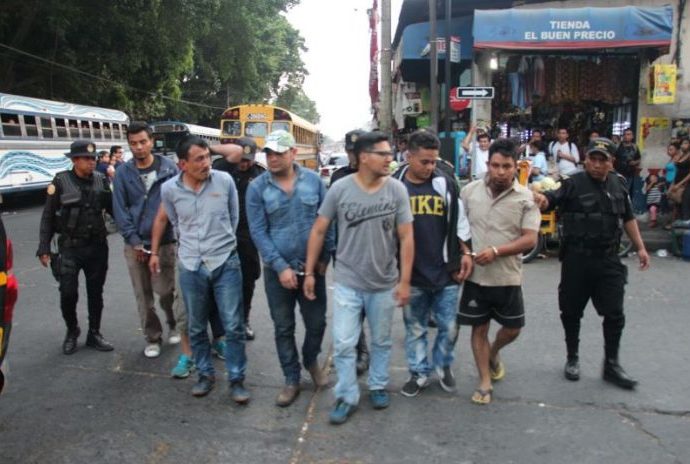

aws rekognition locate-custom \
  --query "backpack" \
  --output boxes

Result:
[548,140,575,159]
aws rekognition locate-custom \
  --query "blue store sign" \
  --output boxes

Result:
[473,5,673,50]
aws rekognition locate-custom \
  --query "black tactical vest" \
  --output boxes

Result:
[560,171,628,248]
[55,171,108,243]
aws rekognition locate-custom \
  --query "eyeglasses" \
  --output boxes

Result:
[366,150,393,157]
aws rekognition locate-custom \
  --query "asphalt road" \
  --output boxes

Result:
[1,193,689,464]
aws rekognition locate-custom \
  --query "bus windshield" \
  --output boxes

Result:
[272,121,290,132]
[245,122,268,137]
[223,121,241,136]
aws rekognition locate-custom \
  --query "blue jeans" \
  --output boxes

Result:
[332,283,396,405]
[264,268,327,385]
[179,253,246,382]
[403,285,460,376]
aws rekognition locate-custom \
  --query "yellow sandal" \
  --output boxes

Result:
[490,360,505,381]
[471,387,493,405]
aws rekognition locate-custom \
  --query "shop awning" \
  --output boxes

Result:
[398,16,474,63]
[473,5,673,50]
[395,16,473,82]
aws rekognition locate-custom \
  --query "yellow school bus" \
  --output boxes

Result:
[220,104,320,170]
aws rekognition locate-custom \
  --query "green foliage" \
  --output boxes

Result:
[0,0,319,126]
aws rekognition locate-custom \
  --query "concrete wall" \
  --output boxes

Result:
[473,0,686,170]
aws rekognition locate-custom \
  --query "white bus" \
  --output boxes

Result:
[149,121,220,160]
[0,93,130,195]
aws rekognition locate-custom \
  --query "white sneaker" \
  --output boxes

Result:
[168,329,181,345]
[144,343,161,358]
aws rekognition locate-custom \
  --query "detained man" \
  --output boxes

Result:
[149,136,250,404]
[303,131,414,425]
[458,138,541,405]
[246,130,334,407]
[392,130,473,397]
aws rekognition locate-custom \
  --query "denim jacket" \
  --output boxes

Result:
[112,154,178,247]
[246,164,335,273]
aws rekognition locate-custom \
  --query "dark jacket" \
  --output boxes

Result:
[112,154,178,247]
[37,170,112,255]
[392,164,467,273]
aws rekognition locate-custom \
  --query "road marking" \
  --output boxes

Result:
[288,346,333,464]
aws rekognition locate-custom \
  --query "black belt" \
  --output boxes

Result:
[564,243,618,256]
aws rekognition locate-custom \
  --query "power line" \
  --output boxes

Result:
[0,42,227,110]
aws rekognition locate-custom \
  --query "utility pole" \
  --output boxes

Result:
[429,0,438,132]
[380,0,392,139]
[443,0,452,136]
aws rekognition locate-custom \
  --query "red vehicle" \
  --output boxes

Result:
[0,217,19,393]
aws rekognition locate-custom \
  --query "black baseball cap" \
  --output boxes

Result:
[65,140,97,158]
[345,130,366,151]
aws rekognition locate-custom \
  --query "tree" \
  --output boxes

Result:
[0,0,317,125]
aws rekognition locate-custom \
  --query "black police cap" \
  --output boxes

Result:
[65,140,97,158]
[345,130,366,151]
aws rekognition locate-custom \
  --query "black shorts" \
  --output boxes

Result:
[457,281,525,328]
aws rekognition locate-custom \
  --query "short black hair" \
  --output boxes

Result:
[531,129,542,136]
[623,127,634,134]
[408,130,440,153]
[477,132,490,141]
[126,121,152,140]
[176,135,209,161]
[97,150,109,159]
[488,138,518,163]
[110,145,122,155]
[354,131,389,159]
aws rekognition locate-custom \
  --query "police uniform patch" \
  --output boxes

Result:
[244,146,251,155]
[351,134,359,143]
[47,184,56,195]
[87,144,95,153]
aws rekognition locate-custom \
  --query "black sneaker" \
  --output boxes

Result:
[62,327,81,355]
[192,375,215,397]
[435,366,457,392]
[564,357,580,381]
[85,330,114,352]
[400,373,429,397]
[245,323,255,341]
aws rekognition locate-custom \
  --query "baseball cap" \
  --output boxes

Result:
[263,130,295,153]
[236,136,258,161]
[345,130,366,151]
[586,137,616,158]
[65,140,97,158]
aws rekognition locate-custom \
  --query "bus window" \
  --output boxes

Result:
[80,120,91,138]
[1,113,21,137]
[93,121,102,139]
[103,122,112,139]
[272,122,290,133]
[68,120,79,138]
[23,115,39,137]
[40,117,54,138]
[245,122,268,137]
[56,119,67,138]
[223,121,241,136]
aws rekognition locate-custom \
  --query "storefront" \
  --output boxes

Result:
[392,15,473,133]
[471,5,674,150]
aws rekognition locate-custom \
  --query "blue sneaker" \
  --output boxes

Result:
[212,339,226,360]
[230,380,250,405]
[369,389,390,410]
[329,399,357,425]
[171,354,194,379]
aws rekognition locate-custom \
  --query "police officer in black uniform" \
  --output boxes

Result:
[535,138,650,389]
[37,140,114,355]
[212,137,265,340]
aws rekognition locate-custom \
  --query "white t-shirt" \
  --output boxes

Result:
[470,142,490,179]
[549,141,580,176]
